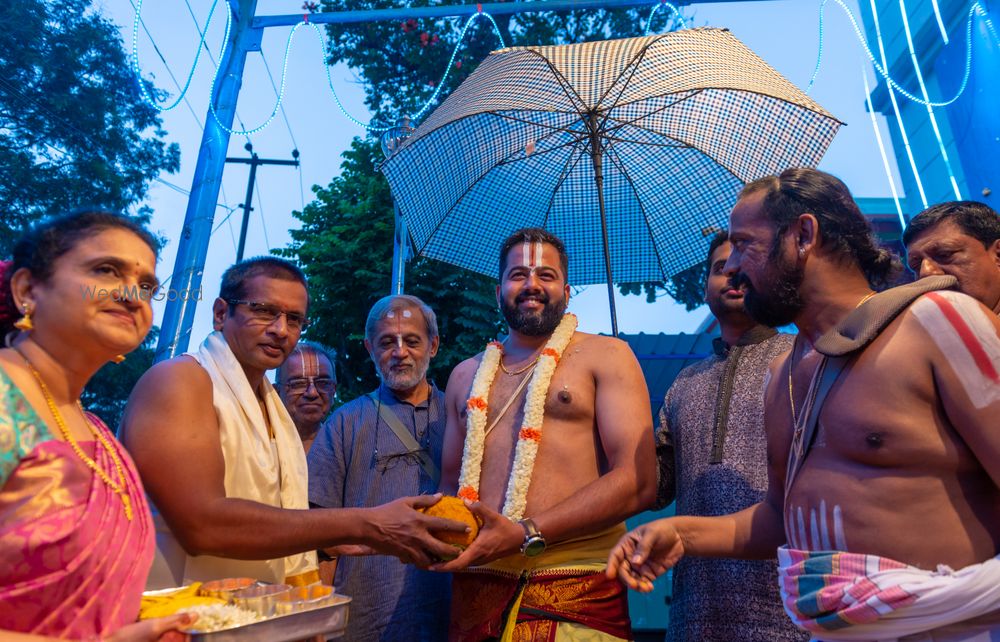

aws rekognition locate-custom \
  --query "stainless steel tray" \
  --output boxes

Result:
[188,594,350,641]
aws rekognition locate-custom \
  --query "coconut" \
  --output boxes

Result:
[418,495,481,550]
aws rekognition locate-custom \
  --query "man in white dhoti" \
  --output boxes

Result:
[607,169,1000,642]
[122,257,466,589]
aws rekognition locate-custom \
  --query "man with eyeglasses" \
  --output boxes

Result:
[307,294,451,642]
[123,259,466,590]
[276,341,338,454]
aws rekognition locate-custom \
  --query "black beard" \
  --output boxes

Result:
[501,293,568,336]
[734,251,805,328]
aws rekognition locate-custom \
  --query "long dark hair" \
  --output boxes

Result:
[741,168,902,289]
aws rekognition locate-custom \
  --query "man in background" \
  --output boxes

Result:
[654,231,804,642]
[277,341,337,453]
[903,200,1000,315]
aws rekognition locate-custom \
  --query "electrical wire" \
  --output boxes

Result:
[131,0,220,112]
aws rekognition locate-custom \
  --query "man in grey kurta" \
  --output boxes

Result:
[308,295,450,642]
[654,232,805,642]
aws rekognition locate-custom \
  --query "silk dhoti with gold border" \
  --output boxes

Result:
[450,525,631,642]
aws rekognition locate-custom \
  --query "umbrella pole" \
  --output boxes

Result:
[588,113,619,337]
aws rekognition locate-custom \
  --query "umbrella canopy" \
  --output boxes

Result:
[382,28,842,331]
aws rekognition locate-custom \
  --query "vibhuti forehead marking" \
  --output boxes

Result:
[381,308,414,348]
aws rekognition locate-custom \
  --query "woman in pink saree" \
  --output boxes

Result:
[0,211,190,641]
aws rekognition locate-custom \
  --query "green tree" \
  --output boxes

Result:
[278,138,501,404]
[0,0,180,255]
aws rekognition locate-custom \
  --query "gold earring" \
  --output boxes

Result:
[13,305,33,332]
[112,354,126,364]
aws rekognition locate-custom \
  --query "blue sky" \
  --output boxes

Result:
[98,0,901,344]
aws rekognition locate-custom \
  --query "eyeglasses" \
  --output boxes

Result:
[280,376,336,395]
[227,299,310,331]
[374,447,427,474]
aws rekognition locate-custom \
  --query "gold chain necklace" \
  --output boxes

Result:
[15,349,133,520]
[788,291,876,424]
[498,350,541,376]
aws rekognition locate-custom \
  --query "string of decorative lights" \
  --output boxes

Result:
[868,0,928,209]
[860,64,904,228]
[984,9,1000,45]
[807,0,986,108]
[644,2,687,36]
[201,9,505,136]
[898,0,962,200]
[131,0,221,112]
[130,0,995,140]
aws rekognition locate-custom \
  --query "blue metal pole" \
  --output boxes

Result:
[253,0,735,28]
[155,0,261,362]
[391,203,407,295]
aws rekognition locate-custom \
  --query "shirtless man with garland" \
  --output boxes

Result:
[438,227,657,641]
[609,168,1000,642]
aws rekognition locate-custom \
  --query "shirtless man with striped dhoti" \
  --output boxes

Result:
[610,168,1000,642]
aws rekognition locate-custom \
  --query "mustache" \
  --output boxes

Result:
[729,272,752,290]
[516,291,549,304]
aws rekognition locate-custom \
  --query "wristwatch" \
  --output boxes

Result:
[518,517,547,557]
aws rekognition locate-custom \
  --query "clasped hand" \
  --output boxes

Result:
[605,519,686,592]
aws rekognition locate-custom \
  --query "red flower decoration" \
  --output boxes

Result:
[458,486,479,502]
[467,397,488,412]
[541,348,560,363]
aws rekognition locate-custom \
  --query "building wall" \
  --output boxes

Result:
[859,0,999,218]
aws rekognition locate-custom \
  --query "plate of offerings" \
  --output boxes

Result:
[141,580,351,641]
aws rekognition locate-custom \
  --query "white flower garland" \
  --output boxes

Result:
[458,313,578,521]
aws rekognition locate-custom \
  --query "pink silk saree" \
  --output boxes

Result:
[0,372,154,638]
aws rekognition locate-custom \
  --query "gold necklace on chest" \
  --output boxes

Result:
[499,352,540,376]
[15,348,133,520]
